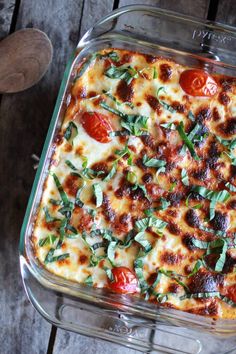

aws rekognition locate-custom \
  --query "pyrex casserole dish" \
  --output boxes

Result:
[20,6,236,353]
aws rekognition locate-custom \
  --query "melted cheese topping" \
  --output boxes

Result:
[33,49,236,319]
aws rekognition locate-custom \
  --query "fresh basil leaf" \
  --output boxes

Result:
[93,183,103,207]
[49,198,63,206]
[142,154,166,168]
[45,250,70,264]
[153,66,157,79]
[104,267,114,281]
[52,173,70,206]
[65,160,77,171]
[181,169,189,186]
[102,90,134,109]
[105,65,138,84]
[107,241,117,265]
[188,111,195,122]
[159,269,189,292]
[132,183,150,200]
[160,122,176,130]
[157,87,176,113]
[58,203,74,219]
[225,182,236,192]
[127,171,137,184]
[100,102,149,136]
[135,216,168,232]
[199,224,226,237]
[192,238,209,249]
[134,251,149,294]
[98,51,120,62]
[134,232,152,253]
[187,260,203,277]
[177,122,200,160]
[75,182,86,208]
[43,206,60,223]
[84,275,93,286]
[192,185,230,220]
[180,291,220,300]
[144,198,170,215]
[214,239,228,272]
[64,121,78,143]
[109,131,131,137]
[91,242,105,251]
[103,162,117,182]
[169,181,177,192]
[39,234,58,247]
[220,295,236,307]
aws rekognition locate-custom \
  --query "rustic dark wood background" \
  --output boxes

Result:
[1,1,236,353]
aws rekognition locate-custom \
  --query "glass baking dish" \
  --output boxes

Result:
[20,5,236,353]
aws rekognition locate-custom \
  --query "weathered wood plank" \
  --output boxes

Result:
[216,0,236,25]
[0,0,15,38]
[0,1,86,354]
[119,0,210,18]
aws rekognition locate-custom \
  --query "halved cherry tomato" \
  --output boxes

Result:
[81,112,113,143]
[225,284,236,303]
[179,69,218,97]
[108,266,138,294]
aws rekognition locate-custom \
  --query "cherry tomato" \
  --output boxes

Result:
[108,267,138,294]
[179,69,218,97]
[225,284,236,303]
[81,112,113,143]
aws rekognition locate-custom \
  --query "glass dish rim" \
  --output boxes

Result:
[19,4,236,334]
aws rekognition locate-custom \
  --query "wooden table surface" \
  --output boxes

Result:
[1,1,236,353]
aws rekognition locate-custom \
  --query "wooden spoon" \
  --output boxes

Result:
[0,28,53,93]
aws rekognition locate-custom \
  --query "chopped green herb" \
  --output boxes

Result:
[153,66,157,79]
[105,65,138,85]
[144,198,170,215]
[65,160,78,171]
[160,122,176,130]
[157,87,176,113]
[187,260,203,277]
[52,173,70,206]
[180,291,220,300]
[169,181,177,192]
[84,275,93,286]
[44,249,70,264]
[188,111,195,122]
[107,241,117,265]
[135,216,168,232]
[134,232,152,253]
[64,121,78,144]
[104,267,114,281]
[142,154,166,168]
[177,122,200,160]
[93,183,103,207]
[43,206,60,223]
[103,162,117,182]
[192,185,230,220]
[159,269,189,292]
[127,171,137,184]
[181,169,189,186]
[39,234,58,247]
[225,182,236,192]
[220,295,236,307]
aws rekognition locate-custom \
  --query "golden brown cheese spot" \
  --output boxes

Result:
[223,253,236,273]
[218,92,230,106]
[64,143,73,152]
[116,80,134,102]
[171,101,186,113]
[166,221,181,236]
[91,161,108,175]
[42,219,58,231]
[168,283,181,293]
[212,107,221,122]
[102,194,116,222]
[143,54,158,63]
[75,145,84,155]
[79,255,88,265]
[64,174,80,197]
[159,63,172,82]
[146,94,161,114]
[217,118,236,138]
[219,77,235,92]
[196,107,212,124]
[55,133,63,146]
[188,300,219,317]
[191,167,209,181]
[58,258,70,266]
[146,183,164,201]
[160,250,184,265]
[182,233,197,251]
[188,269,223,293]
[114,213,132,233]
[77,211,93,232]
[142,173,153,184]
[167,192,184,207]
[227,199,236,210]
[185,209,200,228]
[210,211,229,232]
[140,134,156,150]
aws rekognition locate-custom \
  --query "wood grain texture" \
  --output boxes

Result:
[216,0,236,25]
[0,28,53,93]
[0,0,15,38]
[119,0,210,18]
[0,1,85,354]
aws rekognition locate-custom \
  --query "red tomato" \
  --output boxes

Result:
[81,112,113,143]
[225,284,236,303]
[179,69,218,97]
[108,267,138,294]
